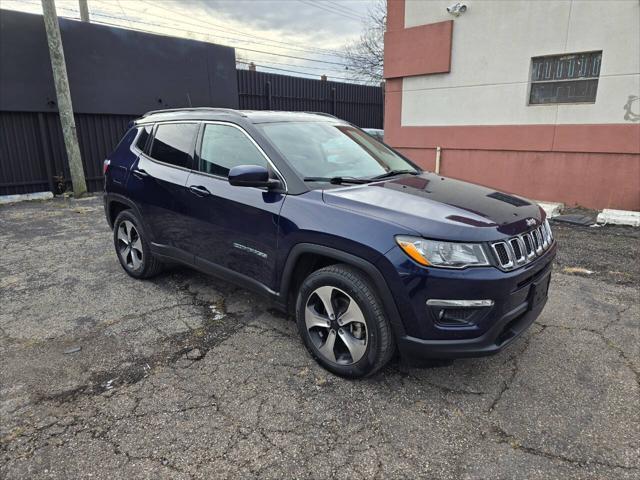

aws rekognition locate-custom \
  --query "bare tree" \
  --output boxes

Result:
[343,0,386,83]
[235,51,251,69]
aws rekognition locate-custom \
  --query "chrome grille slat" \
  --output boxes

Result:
[509,238,525,264]
[545,219,553,241]
[522,233,534,259]
[491,223,554,270]
[533,229,543,254]
[539,226,548,249]
[542,219,553,244]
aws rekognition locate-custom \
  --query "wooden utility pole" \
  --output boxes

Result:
[78,0,90,22]
[41,0,87,197]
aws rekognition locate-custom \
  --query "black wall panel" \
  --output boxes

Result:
[0,9,238,114]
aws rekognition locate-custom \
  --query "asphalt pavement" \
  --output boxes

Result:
[1,196,638,479]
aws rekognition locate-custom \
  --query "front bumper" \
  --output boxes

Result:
[381,242,556,359]
[397,284,548,358]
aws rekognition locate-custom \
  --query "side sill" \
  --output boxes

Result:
[150,242,279,302]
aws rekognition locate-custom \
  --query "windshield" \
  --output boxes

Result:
[257,122,418,180]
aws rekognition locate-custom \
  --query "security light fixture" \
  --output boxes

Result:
[447,2,468,16]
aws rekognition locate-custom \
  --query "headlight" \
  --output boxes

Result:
[396,236,490,268]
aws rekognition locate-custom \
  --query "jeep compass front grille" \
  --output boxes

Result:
[491,220,553,270]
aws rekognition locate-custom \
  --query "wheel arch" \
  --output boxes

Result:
[279,243,406,338]
[105,194,145,230]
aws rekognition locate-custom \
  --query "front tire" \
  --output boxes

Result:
[113,210,162,279]
[295,264,395,378]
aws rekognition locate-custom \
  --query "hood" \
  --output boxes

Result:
[322,173,545,242]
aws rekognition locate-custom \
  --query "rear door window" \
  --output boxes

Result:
[149,123,198,169]
[198,123,268,177]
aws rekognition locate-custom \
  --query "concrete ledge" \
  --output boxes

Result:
[535,201,564,218]
[597,209,640,227]
[0,192,54,205]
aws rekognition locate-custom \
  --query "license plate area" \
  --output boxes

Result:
[528,273,551,311]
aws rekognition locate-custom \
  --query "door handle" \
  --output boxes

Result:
[189,185,212,197]
[132,168,149,179]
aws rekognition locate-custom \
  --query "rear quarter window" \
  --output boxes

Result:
[135,125,152,152]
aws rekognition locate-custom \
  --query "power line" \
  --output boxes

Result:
[297,0,363,22]
[237,61,356,82]
[136,0,347,58]
[16,0,350,60]
[322,1,367,19]
[299,0,363,21]
[95,0,348,59]
[236,58,348,76]
[21,0,350,67]
[97,1,349,65]
[234,46,346,66]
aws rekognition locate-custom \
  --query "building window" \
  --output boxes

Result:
[529,51,602,105]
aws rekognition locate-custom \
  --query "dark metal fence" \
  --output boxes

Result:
[238,70,383,129]
[0,112,134,195]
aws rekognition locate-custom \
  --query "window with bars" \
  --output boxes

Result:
[529,51,602,105]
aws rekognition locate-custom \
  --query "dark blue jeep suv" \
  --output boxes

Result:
[104,108,556,378]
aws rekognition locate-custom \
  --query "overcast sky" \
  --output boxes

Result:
[3,0,377,82]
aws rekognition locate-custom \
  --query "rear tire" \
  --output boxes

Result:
[113,210,162,279]
[295,264,395,378]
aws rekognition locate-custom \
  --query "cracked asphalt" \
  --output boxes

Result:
[1,196,638,479]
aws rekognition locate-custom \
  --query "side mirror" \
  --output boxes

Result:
[228,165,280,189]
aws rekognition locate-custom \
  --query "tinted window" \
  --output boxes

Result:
[199,124,267,177]
[149,123,198,168]
[135,125,152,152]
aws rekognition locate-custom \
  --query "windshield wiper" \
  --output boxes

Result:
[303,176,370,185]
[369,169,419,180]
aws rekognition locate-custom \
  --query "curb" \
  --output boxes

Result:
[535,200,639,227]
[596,209,640,227]
[0,191,54,205]
[534,201,564,218]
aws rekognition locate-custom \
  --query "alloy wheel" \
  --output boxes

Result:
[117,220,143,270]
[305,286,368,365]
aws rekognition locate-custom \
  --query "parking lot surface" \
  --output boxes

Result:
[1,196,638,479]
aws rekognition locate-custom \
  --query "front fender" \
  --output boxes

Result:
[278,243,407,339]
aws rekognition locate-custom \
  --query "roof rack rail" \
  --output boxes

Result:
[141,107,246,118]
[302,111,339,119]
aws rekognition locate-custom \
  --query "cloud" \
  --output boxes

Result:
[191,0,367,44]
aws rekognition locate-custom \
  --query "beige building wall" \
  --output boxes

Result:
[401,0,640,126]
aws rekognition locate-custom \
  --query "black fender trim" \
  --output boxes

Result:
[104,193,146,230]
[279,243,406,338]
[149,243,280,301]
[194,254,278,299]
